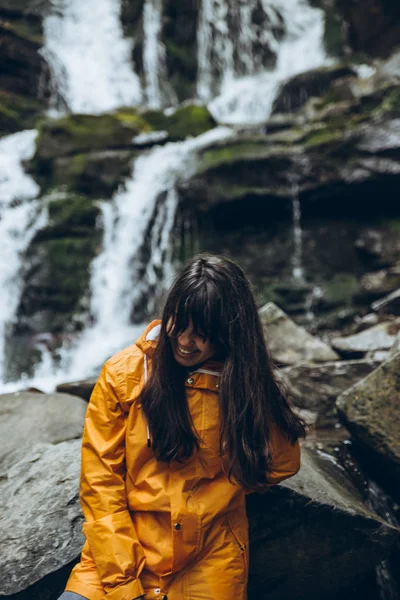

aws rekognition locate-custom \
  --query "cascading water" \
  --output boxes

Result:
[0,0,331,390]
[205,0,330,124]
[42,0,142,114]
[143,0,176,108]
[291,182,304,282]
[0,131,46,382]
[30,127,233,389]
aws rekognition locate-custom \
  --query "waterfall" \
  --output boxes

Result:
[0,131,46,382]
[29,127,233,388]
[143,0,176,108]
[0,0,330,390]
[42,0,142,114]
[291,182,304,281]
[207,0,329,124]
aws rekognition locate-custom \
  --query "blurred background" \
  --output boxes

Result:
[1,1,400,598]
[0,0,399,391]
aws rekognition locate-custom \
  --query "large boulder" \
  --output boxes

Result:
[0,441,84,597]
[56,377,98,402]
[335,0,400,58]
[248,447,398,599]
[272,65,355,114]
[336,353,400,501]
[260,302,339,366]
[0,390,87,471]
[331,319,400,358]
[179,79,400,214]
[283,358,380,426]
[1,442,398,599]
[33,112,150,162]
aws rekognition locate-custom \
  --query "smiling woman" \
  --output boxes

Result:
[59,254,305,600]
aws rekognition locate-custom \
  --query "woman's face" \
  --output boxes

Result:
[168,319,217,368]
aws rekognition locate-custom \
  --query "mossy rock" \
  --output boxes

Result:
[34,112,151,161]
[45,149,137,197]
[0,90,44,135]
[162,0,199,101]
[120,0,145,37]
[320,273,360,308]
[17,194,102,334]
[142,103,216,141]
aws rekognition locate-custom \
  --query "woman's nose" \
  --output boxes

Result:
[178,329,195,347]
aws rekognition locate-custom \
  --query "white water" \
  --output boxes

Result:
[0,0,330,390]
[42,0,142,114]
[15,127,233,391]
[207,0,330,124]
[0,131,46,381]
[143,0,176,108]
[291,183,304,281]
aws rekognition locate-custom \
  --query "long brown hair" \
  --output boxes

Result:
[141,254,306,489]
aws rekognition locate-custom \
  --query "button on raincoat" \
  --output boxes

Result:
[66,321,301,600]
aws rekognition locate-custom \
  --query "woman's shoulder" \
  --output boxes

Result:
[100,320,161,404]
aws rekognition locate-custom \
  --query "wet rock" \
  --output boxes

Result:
[15,193,102,339]
[2,443,398,599]
[336,353,400,501]
[335,0,400,58]
[354,229,400,270]
[247,446,399,599]
[0,440,84,597]
[142,103,216,142]
[259,302,339,366]
[0,390,87,472]
[371,288,400,316]
[162,0,199,101]
[283,359,380,426]
[34,112,150,162]
[331,319,400,358]
[56,378,97,402]
[42,149,137,197]
[356,264,400,304]
[272,64,354,114]
[0,0,53,15]
[0,6,50,134]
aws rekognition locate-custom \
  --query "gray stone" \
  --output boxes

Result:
[0,391,87,472]
[56,378,97,402]
[282,359,380,426]
[0,441,84,596]
[331,319,400,358]
[247,447,399,599]
[260,302,339,366]
[336,353,400,501]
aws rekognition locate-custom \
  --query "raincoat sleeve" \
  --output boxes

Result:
[79,360,146,600]
[265,421,301,486]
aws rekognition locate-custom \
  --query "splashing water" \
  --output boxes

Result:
[21,127,234,390]
[42,0,142,114]
[0,131,46,382]
[206,0,330,124]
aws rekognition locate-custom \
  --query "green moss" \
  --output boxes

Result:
[35,112,150,160]
[0,90,43,135]
[199,141,273,170]
[48,149,136,197]
[143,104,215,141]
[20,194,102,333]
[303,127,343,147]
[0,17,43,44]
[324,273,359,307]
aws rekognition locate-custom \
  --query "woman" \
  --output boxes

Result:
[61,254,306,600]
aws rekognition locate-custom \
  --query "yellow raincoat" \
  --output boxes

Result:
[66,321,301,600]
